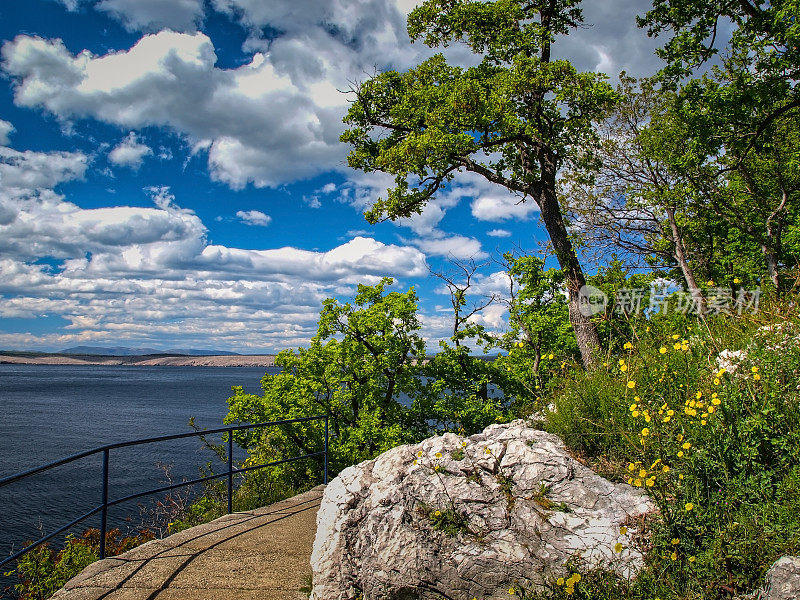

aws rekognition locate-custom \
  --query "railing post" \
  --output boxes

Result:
[227,431,233,514]
[100,448,109,559]
[324,415,329,485]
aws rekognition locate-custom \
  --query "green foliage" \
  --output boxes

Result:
[225,278,427,488]
[414,344,509,436]
[542,295,800,598]
[8,529,153,600]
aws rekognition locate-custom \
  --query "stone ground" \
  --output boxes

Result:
[51,486,324,600]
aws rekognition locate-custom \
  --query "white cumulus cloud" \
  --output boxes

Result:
[236,209,271,227]
[96,0,205,32]
[108,132,153,169]
[0,119,14,145]
[471,194,538,222]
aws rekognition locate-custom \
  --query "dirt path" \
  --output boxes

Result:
[51,486,324,600]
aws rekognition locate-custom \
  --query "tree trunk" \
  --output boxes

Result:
[537,160,601,368]
[762,244,781,293]
[665,207,705,314]
[763,189,787,294]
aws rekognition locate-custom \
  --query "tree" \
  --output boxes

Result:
[562,76,707,310]
[340,0,619,367]
[415,258,509,435]
[640,0,799,143]
[639,0,800,291]
[225,278,426,480]
[645,71,800,292]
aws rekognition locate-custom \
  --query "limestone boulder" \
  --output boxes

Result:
[311,420,655,600]
[759,556,800,600]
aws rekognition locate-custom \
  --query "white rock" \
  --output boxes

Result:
[311,421,655,600]
[761,556,800,600]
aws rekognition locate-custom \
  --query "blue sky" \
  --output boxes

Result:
[0,0,662,354]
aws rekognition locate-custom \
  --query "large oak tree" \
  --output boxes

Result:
[340,0,618,367]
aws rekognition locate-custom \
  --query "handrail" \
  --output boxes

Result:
[0,415,329,570]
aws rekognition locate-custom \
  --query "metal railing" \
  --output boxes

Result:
[0,415,328,570]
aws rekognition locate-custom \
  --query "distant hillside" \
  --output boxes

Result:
[60,346,240,356]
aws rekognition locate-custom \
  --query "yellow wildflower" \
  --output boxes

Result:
[557,578,565,586]
[673,342,682,350]
[620,364,629,372]
[435,452,442,458]
[662,465,670,473]
[641,427,650,436]
[677,451,684,458]
[671,538,680,545]
[689,556,696,563]
[714,378,720,386]
[614,542,624,553]
[620,526,628,535]
[672,334,680,340]
[627,381,636,389]
[733,277,740,284]
[646,477,655,487]
[624,342,633,350]
[671,552,678,561]
[685,502,694,511]
[639,469,647,478]
[682,442,691,450]
[628,463,636,472]
[659,346,667,354]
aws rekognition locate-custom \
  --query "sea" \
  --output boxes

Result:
[0,363,275,593]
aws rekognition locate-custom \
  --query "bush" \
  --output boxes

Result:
[538,296,800,599]
[8,528,153,600]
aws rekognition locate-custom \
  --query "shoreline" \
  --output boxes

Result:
[0,353,276,367]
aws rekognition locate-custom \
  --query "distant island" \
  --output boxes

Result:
[0,347,276,367]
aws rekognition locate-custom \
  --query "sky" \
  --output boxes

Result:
[0,0,664,354]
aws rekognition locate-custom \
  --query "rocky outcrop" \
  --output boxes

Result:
[758,556,800,600]
[311,421,655,600]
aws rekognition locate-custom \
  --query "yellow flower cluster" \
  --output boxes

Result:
[555,572,581,595]
[626,458,668,487]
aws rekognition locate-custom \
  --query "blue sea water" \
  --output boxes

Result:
[0,364,273,586]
